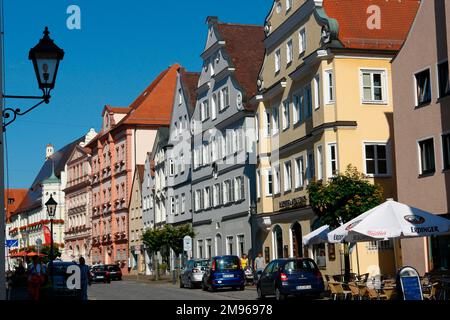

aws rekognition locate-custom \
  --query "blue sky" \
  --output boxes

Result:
[3,0,271,188]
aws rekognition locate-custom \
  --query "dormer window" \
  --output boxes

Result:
[286,0,292,12]
[276,1,282,13]
[178,88,183,105]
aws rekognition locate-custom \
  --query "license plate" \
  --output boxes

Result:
[296,285,312,290]
[223,274,234,278]
[97,276,104,279]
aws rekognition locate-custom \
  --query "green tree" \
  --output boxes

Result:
[307,165,384,280]
[142,228,164,280]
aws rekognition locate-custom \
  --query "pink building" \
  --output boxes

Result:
[87,64,179,273]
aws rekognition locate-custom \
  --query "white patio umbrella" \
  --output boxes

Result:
[303,225,330,246]
[328,200,450,243]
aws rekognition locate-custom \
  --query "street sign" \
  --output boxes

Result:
[5,240,18,248]
[183,236,192,252]
[35,238,42,247]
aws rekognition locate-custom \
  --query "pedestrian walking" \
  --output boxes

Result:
[253,252,266,281]
[27,256,46,300]
[79,256,92,300]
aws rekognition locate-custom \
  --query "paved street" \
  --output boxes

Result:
[88,280,258,300]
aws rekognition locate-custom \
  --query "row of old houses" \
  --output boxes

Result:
[6,0,450,277]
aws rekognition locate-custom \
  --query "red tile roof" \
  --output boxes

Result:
[217,23,265,104]
[4,189,28,222]
[323,0,420,51]
[179,69,200,114]
[122,64,180,125]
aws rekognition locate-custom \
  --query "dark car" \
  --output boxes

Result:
[91,265,111,283]
[256,258,325,300]
[41,261,82,300]
[201,255,245,292]
[180,259,209,288]
[105,264,122,280]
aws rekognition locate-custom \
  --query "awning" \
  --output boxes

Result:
[303,225,330,246]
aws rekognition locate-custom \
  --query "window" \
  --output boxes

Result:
[197,240,204,259]
[206,239,212,259]
[361,70,386,103]
[169,159,175,176]
[283,161,292,192]
[211,93,218,120]
[204,187,211,209]
[418,138,435,174]
[438,61,450,98]
[286,39,293,65]
[328,143,338,177]
[226,236,234,255]
[255,114,259,142]
[237,235,245,257]
[286,0,292,12]
[265,169,273,196]
[234,176,245,201]
[220,87,229,110]
[273,165,281,195]
[213,184,221,207]
[272,106,280,135]
[275,48,281,73]
[304,85,312,118]
[178,88,183,105]
[415,69,432,106]
[443,134,450,170]
[181,194,186,213]
[256,171,261,199]
[201,99,209,121]
[299,28,306,55]
[294,157,304,189]
[293,92,302,124]
[364,143,388,176]
[314,75,320,110]
[223,180,230,204]
[175,196,179,215]
[195,190,201,212]
[282,100,290,130]
[264,111,271,137]
[170,197,175,215]
[316,145,323,181]
[306,151,315,183]
[324,69,334,103]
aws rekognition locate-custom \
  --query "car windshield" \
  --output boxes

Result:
[93,265,106,271]
[284,260,316,272]
[194,260,209,268]
[216,257,240,271]
[107,266,120,271]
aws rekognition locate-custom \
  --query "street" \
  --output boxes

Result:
[88,280,258,300]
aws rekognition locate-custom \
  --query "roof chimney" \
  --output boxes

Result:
[46,144,54,160]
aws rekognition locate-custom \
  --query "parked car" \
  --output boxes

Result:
[105,264,122,280]
[180,259,210,288]
[91,265,111,283]
[256,258,325,300]
[41,261,82,300]
[201,255,245,292]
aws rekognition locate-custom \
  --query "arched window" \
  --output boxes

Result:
[273,225,283,259]
[291,222,303,257]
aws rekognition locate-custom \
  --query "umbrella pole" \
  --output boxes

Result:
[356,243,360,277]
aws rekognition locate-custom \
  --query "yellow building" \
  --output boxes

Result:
[252,0,418,278]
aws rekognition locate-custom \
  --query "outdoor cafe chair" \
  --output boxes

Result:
[423,282,439,300]
[348,282,362,300]
[367,286,388,300]
[329,281,352,300]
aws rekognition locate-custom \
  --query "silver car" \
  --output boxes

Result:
[180,259,210,289]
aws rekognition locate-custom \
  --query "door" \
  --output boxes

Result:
[291,222,303,257]
[269,261,281,294]
[260,261,275,294]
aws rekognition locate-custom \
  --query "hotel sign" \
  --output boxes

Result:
[279,196,307,210]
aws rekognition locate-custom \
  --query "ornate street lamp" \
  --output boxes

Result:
[28,27,65,98]
[45,194,57,287]
[2,27,65,129]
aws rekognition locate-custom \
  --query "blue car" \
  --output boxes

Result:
[257,258,325,300]
[201,255,245,292]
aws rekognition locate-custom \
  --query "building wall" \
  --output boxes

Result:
[392,0,450,274]
[129,171,144,275]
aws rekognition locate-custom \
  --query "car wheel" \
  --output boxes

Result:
[239,285,245,291]
[275,287,286,301]
[201,281,207,291]
[187,278,192,289]
[257,286,265,300]
[179,277,184,288]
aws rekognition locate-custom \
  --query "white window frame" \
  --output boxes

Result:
[204,187,211,209]
[316,145,323,180]
[282,100,290,130]
[169,159,175,176]
[286,39,293,65]
[360,68,388,104]
[255,113,260,142]
[181,194,185,213]
[294,156,304,189]
[299,28,306,55]
[273,164,281,195]
[283,161,292,192]
[211,93,218,120]
[417,137,436,175]
[265,168,273,197]
[275,48,281,73]
[272,105,280,135]
[264,111,271,137]
[256,170,261,199]
[414,67,432,107]
[324,69,334,104]
[362,142,391,177]
[327,143,338,178]
[314,75,320,110]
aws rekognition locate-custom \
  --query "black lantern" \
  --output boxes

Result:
[45,194,58,218]
[28,27,65,96]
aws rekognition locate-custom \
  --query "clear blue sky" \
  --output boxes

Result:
[3,0,271,189]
